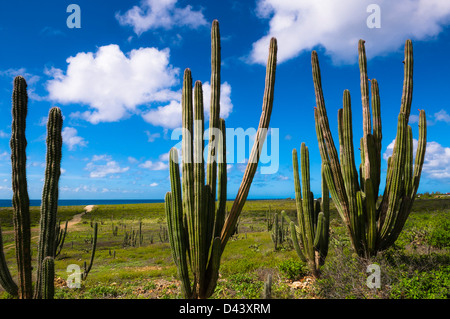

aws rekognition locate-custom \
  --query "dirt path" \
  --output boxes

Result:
[2,205,95,252]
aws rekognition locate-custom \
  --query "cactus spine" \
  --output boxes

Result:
[282,143,329,277]
[0,76,63,299]
[312,39,426,257]
[165,20,277,299]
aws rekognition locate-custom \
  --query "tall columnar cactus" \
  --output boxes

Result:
[10,75,33,298]
[34,106,63,299]
[282,143,330,277]
[312,39,426,257]
[0,76,63,299]
[165,20,277,299]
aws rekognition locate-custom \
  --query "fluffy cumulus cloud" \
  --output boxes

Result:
[85,155,129,178]
[142,81,233,129]
[46,45,233,129]
[116,0,207,35]
[62,127,87,150]
[46,44,179,124]
[422,141,450,179]
[251,0,450,64]
[383,139,450,180]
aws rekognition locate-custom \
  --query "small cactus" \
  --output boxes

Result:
[282,143,329,277]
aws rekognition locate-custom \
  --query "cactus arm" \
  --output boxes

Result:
[193,80,206,291]
[220,37,277,251]
[381,110,426,250]
[312,52,349,220]
[181,69,196,278]
[358,40,372,138]
[167,148,192,298]
[300,143,315,261]
[365,178,377,255]
[379,113,407,241]
[10,75,33,299]
[207,19,221,204]
[401,40,414,120]
[284,215,306,263]
[410,110,426,197]
[214,118,227,240]
[340,90,362,252]
[202,237,221,298]
[291,148,308,252]
[371,79,382,196]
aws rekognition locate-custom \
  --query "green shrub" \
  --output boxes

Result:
[427,219,450,249]
[390,265,450,299]
[226,273,263,299]
[278,258,308,281]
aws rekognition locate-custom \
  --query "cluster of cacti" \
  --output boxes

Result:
[312,39,426,257]
[165,19,277,299]
[0,76,63,299]
[266,206,274,231]
[158,225,169,243]
[270,212,289,251]
[282,143,330,277]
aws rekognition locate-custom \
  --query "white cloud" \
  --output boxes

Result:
[142,82,233,129]
[150,182,159,187]
[138,160,168,171]
[0,68,43,100]
[251,0,450,64]
[383,139,450,179]
[116,0,207,35]
[433,109,450,123]
[128,156,139,164]
[62,127,87,150]
[85,155,129,178]
[422,141,450,179]
[46,44,179,124]
[145,130,161,142]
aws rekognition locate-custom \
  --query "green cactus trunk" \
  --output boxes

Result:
[311,39,426,257]
[165,19,277,299]
[10,75,33,299]
[34,107,63,299]
[282,143,329,278]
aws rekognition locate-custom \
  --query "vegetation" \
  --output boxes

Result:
[0,197,446,299]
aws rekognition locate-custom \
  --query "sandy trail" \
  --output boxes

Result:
[1,205,96,252]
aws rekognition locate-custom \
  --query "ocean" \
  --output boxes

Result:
[0,199,164,207]
[0,197,289,208]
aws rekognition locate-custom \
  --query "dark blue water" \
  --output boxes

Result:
[0,199,164,207]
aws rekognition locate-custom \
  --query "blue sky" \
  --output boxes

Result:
[0,0,449,200]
